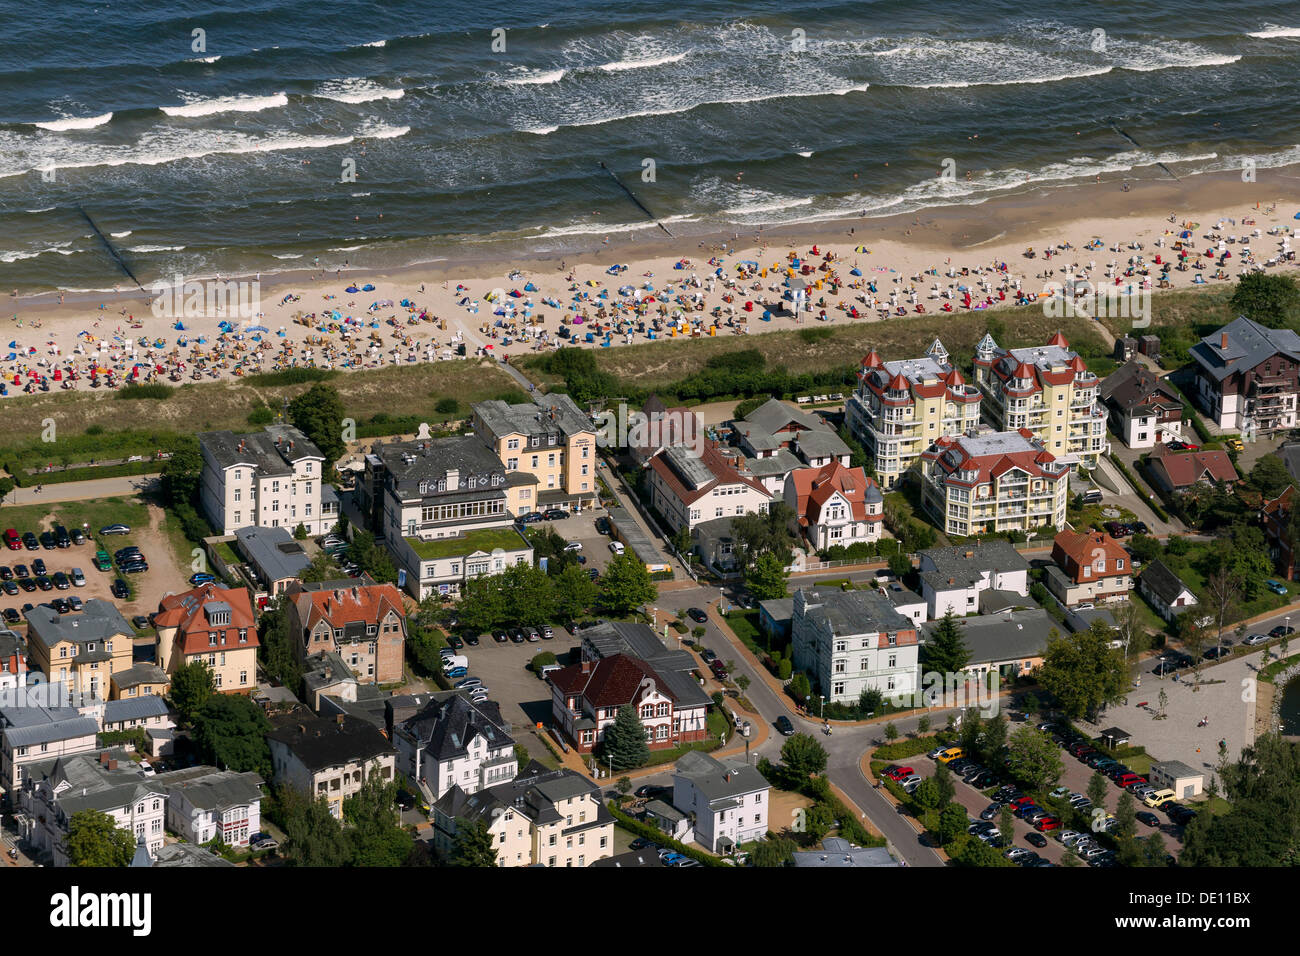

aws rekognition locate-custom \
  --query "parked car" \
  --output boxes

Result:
[1,608,18,624]
[251,837,278,852]
[1266,579,1288,596]
[189,572,215,586]
[70,568,85,587]
[22,533,38,551]
[509,628,526,644]
[31,559,46,576]
[883,766,914,781]
[492,630,508,644]
[1271,624,1297,639]
[609,541,625,555]
[1,581,17,597]
[517,511,544,524]
[38,532,55,550]
[775,715,794,736]
[1136,811,1160,827]
[54,526,71,549]
[980,802,1005,821]
[3,529,20,550]
[1203,645,1231,661]
[709,659,729,680]
[563,541,583,552]
[636,784,671,799]
[99,523,131,536]
[51,572,70,590]
[454,677,483,690]
[594,516,611,536]
[525,628,541,643]
[1242,633,1271,646]
[70,528,85,546]
[1025,832,1048,848]
[543,509,569,521]
[67,596,83,611]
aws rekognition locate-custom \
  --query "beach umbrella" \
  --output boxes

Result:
[346,285,360,293]
[362,283,376,292]
[850,268,862,276]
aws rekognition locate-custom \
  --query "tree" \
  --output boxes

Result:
[884,723,899,745]
[1111,599,1150,663]
[750,835,796,867]
[457,571,510,633]
[859,687,884,714]
[933,761,955,806]
[348,528,397,584]
[601,704,650,771]
[1087,771,1109,809]
[1247,455,1293,500]
[1228,272,1300,329]
[746,551,789,601]
[921,610,970,675]
[732,502,797,568]
[289,383,346,463]
[887,552,912,580]
[599,552,657,614]
[735,674,750,694]
[1179,614,1210,679]
[998,805,1015,849]
[293,522,309,540]
[191,695,272,778]
[780,733,828,779]
[553,562,598,622]
[448,818,498,867]
[159,434,203,507]
[913,777,941,810]
[917,714,932,735]
[497,562,557,626]
[615,776,632,796]
[343,761,414,866]
[1036,622,1128,719]
[789,671,811,705]
[1142,831,1169,867]
[748,837,795,868]
[936,802,967,845]
[1157,688,1169,719]
[257,595,301,694]
[1114,791,1138,841]
[66,809,134,867]
[528,651,557,675]
[298,549,343,584]
[1006,726,1064,791]
[169,659,215,722]
[1022,692,1039,715]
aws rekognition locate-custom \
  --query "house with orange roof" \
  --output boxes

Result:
[1144,443,1239,494]
[154,584,259,695]
[920,428,1071,536]
[973,331,1109,467]
[1045,529,1133,608]
[784,460,883,551]
[844,339,983,491]
[285,578,407,684]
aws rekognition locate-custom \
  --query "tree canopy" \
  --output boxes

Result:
[1036,622,1128,719]
[191,694,272,778]
[600,704,650,771]
[921,610,970,675]
[289,383,347,463]
[598,552,657,614]
[66,809,135,867]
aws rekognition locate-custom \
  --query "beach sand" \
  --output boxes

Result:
[4,169,1298,397]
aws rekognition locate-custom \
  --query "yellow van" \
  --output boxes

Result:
[936,747,965,764]
[1144,788,1175,808]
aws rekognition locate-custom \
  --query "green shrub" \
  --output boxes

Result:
[435,397,460,415]
[242,368,337,387]
[115,383,171,400]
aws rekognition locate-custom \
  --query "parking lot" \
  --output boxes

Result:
[452,625,584,740]
[531,508,620,577]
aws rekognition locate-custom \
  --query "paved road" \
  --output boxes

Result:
[653,583,948,866]
[2,473,159,506]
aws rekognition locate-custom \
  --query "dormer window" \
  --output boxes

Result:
[238,629,248,643]
[209,634,217,646]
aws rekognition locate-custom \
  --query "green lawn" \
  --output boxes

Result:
[0,496,150,536]
[405,527,528,559]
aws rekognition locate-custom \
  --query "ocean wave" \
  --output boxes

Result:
[722,196,815,216]
[1247,25,1300,38]
[127,245,185,253]
[596,53,686,72]
[161,92,288,118]
[33,112,114,131]
[0,242,81,263]
[188,55,222,63]
[533,214,699,239]
[796,151,814,158]
[24,206,55,214]
[329,245,365,251]
[502,69,567,85]
[110,231,132,238]
[273,253,303,259]
[358,123,410,140]
[521,125,560,135]
[905,66,1113,89]
[313,79,405,103]
[1121,53,1241,72]
[359,39,387,48]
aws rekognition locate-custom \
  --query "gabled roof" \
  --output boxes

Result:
[1147,444,1239,489]
[155,583,258,658]
[1190,316,1300,382]
[647,443,771,505]
[399,693,514,762]
[1051,530,1130,581]
[673,750,769,804]
[924,608,1056,667]
[1139,559,1195,606]
[787,461,881,525]
[103,694,170,724]
[158,767,264,812]
[1099,360,1181,413]
[290,580,406,635]
[267,714,394,771]
[549,654,673,708]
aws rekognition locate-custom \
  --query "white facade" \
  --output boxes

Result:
[790,589,919,705]
[199,427,328,536]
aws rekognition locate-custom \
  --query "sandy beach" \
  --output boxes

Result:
[5,169,1299,397]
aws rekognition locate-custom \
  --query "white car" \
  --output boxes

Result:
[609,541,625,555]
[564,541,583,552]
[138,761,155,777]
[1242,633,1271,646]
[1057,830,1083,846]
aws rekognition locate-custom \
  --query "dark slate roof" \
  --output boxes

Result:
[1139,559,1195,606]
[111,662,168,690]
[794,588,912,636]
[474,393,591,439]
[30,749,166,817]
[590,850,666,868]
[433,762,601,828]
[399,693,514,762]
[157,767,264,811]
[267,714,394,770]
[235,525,312,582]
[24,599,132,652]
[923,609,1056,667]
[673,750,769,804]
[1190,315,1300,382]
[199,424,323,473]
[580,620,697,674]
[1099,360,1181,413]
[919,539,1029,589]
[374,434,506,495]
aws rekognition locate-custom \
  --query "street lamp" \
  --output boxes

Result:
[819,695,825,719]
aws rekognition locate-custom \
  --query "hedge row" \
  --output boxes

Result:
[1106,454,1170,522]
[872,734,944,761]
[8,458,161,488]
[606,801,727,866]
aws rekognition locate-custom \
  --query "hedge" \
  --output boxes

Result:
[1106,454,1170,522]
[606,801,726,866]
[872,734,945,761]
[8,458,161,487]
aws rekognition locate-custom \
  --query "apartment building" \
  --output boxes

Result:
[1045,530,1133,608]
[24,600,134,698]
[845,339,982,490]
[286,579,407,684]
[267,714,396,819]
[973,331,1108,466]
[919,429,1071,537]
[645,443,771,534]
[431,762,615,867]
[916,540,1031,620]
[361,435,533,599]
[395,692,517,803]
[198,425,328,535]
[789,587,919,705]
[472,394,598,511]
[154,583,259,694]
[671,750,770,854]
[157,766,264,848]
[0,684,100,795]
[19,748,167,866]
[1190,316,1300,433]
[0,630,26,694]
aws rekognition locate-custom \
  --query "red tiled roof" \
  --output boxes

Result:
[1051,530,1129,583]
[550,654,673,707]
[156,583,259,657]
[787,461,880,525]
[1148,444,1239,489]
[294,581,406,632]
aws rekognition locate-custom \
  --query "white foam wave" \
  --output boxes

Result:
[161,92,288,118]
[329,245,365,251]
[908,66,1113,89]
[127,245,185,253]
[351,192,371,197]
[723,196,815,216]
[1247,25,1300,38]
[110,231,132,238]
[273,253,303,259]
[358,123,410,140]
[597,53,686,72]
[796,151,814,158]
[24,206,54,214]
[360,39,387,48]
[521,125,560,135]
[188,55,222,63]
[1122,53,1241,72]
[33,112,113,131]
[534,214,698,239]
[313,79,405,103]
[503,69,566,85]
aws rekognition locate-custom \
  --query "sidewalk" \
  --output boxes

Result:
[2,473,159,506]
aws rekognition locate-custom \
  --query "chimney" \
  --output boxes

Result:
[581,659,591,674]
[108,759,118,771]
[99,751,110,766]
[1221,331,1229,350]
[298,723,307,734]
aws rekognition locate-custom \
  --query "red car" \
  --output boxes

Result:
[1168,440,1200,452]
[709,659,729,680]
[884,766,914,781]
[1035,816,1063,832]
[3,529,19,551]
[1010,796,1036,808]
[1116,773,1146,788]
